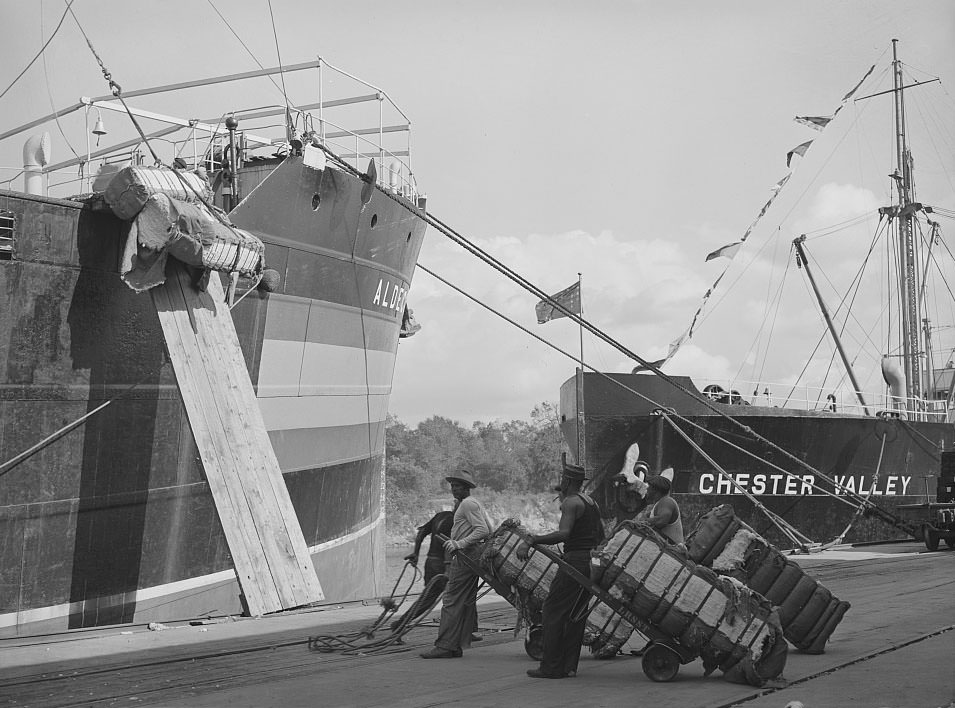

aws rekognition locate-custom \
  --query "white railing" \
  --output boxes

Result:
[693,377,953,421]
[1,58,420,202]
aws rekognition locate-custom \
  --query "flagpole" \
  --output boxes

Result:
[576,272,585,469]
[578,272,584,365]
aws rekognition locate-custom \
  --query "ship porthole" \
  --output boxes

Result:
[311,193,321,210]
[371,214,378,228]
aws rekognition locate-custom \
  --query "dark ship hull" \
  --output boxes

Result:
[0,155,425,636]
[560,372,953,546]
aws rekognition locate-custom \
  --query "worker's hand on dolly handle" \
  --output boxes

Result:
[434,533,463,555]
[516,534,536,561]
[443,538,464,553]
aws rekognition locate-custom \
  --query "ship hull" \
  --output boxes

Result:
[0,157,425,636]
[560,372,954,546]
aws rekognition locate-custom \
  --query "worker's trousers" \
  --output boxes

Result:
[434,546,481,651]
[539,550,592,676]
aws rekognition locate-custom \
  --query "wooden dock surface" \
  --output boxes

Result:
[1,542,952,707]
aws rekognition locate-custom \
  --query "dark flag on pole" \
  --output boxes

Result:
[536,282,581,324]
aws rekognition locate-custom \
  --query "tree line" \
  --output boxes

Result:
[385,402,566,536]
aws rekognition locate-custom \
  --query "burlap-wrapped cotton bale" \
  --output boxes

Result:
[686,506,850,654]
[121,193,264,292]
[763,559,804,605]
[786,584,832,644]
[592,521,787,686]
[802,599,850,654]
[583,601,636,658]
[777,574,818,626]
[686,504,742,565]
[105,166,212,220]
[483,520,636,659]
[480,520,557,606]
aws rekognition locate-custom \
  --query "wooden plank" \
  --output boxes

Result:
[187,269,322,604]
[183,273,317,606]
[197,276,322,604]
[152,263,322,614]
[152,277,281,616]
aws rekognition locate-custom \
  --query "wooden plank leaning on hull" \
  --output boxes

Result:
[151,263,324,616]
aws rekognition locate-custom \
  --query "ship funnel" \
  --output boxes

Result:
[23,132,51,196]
[881,356,906,410]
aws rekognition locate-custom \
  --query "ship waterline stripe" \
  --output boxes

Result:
[0,513,385,630]
[263,295,398,352]
[257,393,389,431]
[256,339,395,397]
[269,421,386,471]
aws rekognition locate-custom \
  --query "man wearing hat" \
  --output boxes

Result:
[520,462,604,679]
[420,470,491,659]
[638,474,684,545]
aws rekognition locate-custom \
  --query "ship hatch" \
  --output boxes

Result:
[0,210,13,260]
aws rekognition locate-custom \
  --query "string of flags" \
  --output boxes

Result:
[660,63,876,368]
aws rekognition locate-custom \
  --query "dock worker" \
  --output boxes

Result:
[405,508,454,586]
[420,470,491,659]
[638,475,684,545]
[404,502,481,641]
[519,462,604,679]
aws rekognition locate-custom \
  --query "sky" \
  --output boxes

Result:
[2,1,954,427]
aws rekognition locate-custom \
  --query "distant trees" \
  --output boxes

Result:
[385,402,565,503]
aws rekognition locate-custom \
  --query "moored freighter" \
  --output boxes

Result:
[0,59,426,636]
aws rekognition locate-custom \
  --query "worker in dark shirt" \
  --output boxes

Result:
[520,462,604,679]
[405,509,454,585]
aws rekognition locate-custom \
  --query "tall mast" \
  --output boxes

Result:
[892,39,922,414]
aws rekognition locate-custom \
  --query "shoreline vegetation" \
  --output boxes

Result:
[384,403,566,544]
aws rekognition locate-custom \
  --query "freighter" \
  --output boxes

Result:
[0,59,426,636]
[558,41,955,548]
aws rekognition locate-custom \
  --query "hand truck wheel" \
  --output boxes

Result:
[641,642,681,682]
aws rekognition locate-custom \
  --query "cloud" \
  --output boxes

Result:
[390,227,709,425]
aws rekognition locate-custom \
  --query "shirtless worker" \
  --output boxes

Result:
[519,462,604,679]
[639,474,684,545]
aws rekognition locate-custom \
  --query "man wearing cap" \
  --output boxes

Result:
[639,475,684,545]
[420,470,491,659]
[520,462,604,679]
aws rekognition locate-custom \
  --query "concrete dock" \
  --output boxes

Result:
[1,542,952,708]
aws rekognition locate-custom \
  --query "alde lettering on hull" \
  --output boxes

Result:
[372,278,407,314]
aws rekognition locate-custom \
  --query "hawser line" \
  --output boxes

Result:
[708,624,955,708]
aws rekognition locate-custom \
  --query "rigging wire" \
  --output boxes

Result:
[0,0,74,103]
[205,0,295,106]
[40,1,80,161]
[306,142,923,535]
[266,0,294,139]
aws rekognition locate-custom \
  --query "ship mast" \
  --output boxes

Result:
[892,38,923,416]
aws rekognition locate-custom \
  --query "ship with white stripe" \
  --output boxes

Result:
[0,59,425,635]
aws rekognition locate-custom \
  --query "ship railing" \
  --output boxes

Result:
[0,57,419,201]
[694,378,952,421]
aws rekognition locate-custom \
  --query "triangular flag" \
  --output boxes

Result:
[705,242,742,262]
[786,140,813,168]
[794,116,833,131]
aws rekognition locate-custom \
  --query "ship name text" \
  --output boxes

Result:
[372,278,407,314]
[697,473,913,496]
